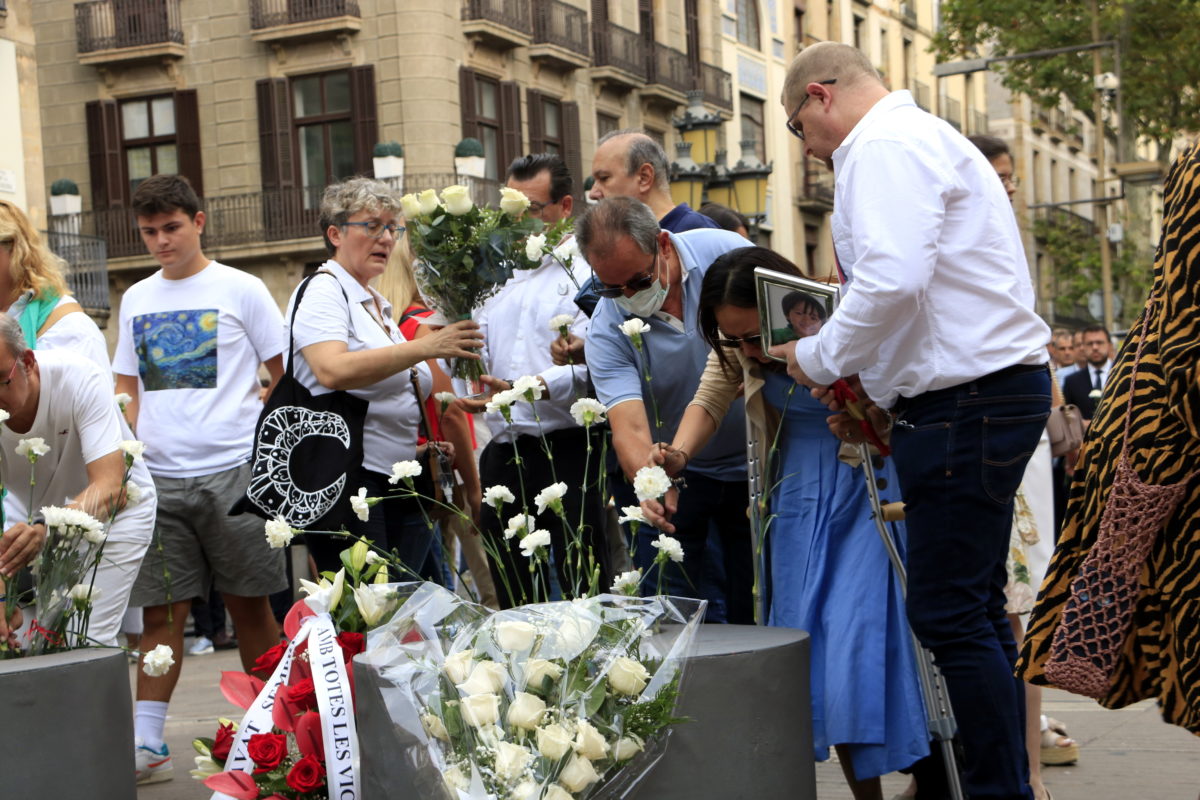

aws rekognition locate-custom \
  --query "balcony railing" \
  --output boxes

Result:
[645,42,690,96]
[250,0,360,29]
[696,62,733,111]
[801,155,835,208]
[532,0,588,54]
[939,95,962,130]
[900,1,917,26]
[910,80,930,111]
[45,230,110,316]
[462,0,532,35]
[71,176,504,261]
[75,0,183,54]
[592,20,646,80]
[970,109,988,135]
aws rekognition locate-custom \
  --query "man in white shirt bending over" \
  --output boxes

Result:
[770,43,1050,800]
[113,174,286,785]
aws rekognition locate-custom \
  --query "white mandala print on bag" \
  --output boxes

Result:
[245,405,352,527]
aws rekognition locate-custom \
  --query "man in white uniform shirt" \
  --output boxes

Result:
[460,154,610,607]
[113,174,287,784]
[771,43,1050,800]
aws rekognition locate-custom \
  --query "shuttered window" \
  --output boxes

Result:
[460,68,523,181]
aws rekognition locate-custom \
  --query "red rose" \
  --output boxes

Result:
[246,732,288,773]
[286,753,326,793]
[288,678,318,711]
[337,631,365,659]
[252,641,288,676]
[210,721,235,761]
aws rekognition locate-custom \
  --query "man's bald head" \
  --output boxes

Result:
[782,42,883,110]
[589,130,671,206]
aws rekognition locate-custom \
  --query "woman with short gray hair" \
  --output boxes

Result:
[286,177,483,573]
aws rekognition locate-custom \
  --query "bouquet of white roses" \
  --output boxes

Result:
[359,583,705,800]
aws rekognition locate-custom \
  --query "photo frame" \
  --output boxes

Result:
[753,267,839,363]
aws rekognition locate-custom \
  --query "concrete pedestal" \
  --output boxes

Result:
[355,624,814,799]
[0,649,135,799]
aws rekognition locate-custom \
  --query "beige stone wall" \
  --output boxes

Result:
[0,0,47,223]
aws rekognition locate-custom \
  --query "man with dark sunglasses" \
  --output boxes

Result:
[576,197,754,624]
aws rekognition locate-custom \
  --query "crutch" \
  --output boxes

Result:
[860,444,966,800]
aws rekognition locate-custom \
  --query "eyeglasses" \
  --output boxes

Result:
[717,334,764,348]
[343,220,405,238]
[0,358,21,387]
[785,79,837,141]
[999,175,1021,188]
[596,247,659,299]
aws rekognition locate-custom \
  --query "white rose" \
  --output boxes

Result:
[506,691,547,730]
[495,619,537,652]
[440,185,474,215]
[618,318,650,338]
[573,718,609,761]
[651,533,685,563]
[548,313,576,333]
[499,186,531,216]
[460,692,500,727]
[443,649,475,685]
[617,506,645,524]
[633,465,672,502]
[443,764,470,791]
[504,513,536,540]
[534,482,568,515]
[536,722,573,760]
[16,437,50,458]
[523,658,563,689]
[544,785,574,800]
[119,439,146,460]
[519,529,551,559]
[457,660,507,695]
[417,188,440,215]
[607,656,651,696]
[610,569,642,595]
[493,741,533,780]
[525,232,547,262]
[559,753,600,793]
[142,644,175,677]
[400,192,423,219]
[569,398,607,427]
[483,485,516,509]
[511,374,544,402]
[613,734,644,761]
[264,516,295,549]
[421,712,449,741]
[388,459,423,485]
[512,780,538,800]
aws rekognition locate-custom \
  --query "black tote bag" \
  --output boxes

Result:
[231,271,368,530]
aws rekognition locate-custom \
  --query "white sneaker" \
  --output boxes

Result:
[189,635,214,656]
[134,738,173,784]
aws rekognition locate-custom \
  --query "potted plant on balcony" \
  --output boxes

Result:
[49,178,82,217]
[454,137,487,179]
[373,141,405,190]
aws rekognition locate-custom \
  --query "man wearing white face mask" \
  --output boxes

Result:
[577,197,754,622]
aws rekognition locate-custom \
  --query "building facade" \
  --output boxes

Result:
[0,0,47,221]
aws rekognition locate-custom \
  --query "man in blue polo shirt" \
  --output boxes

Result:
[576,196,753,623]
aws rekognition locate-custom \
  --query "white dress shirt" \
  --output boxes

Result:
[476,241,592,443]
[794,90,1050,408]
[1089,360,1112,390]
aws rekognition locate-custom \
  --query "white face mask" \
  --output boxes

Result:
[614,279,668,317]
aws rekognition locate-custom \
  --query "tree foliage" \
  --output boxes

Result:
[933,0,1200,144]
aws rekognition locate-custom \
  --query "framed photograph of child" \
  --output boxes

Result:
[753,267,839,363]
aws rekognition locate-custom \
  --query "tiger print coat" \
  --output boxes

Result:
[1018,140,1200,734]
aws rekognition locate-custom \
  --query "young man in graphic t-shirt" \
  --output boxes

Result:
[113,175,286,785]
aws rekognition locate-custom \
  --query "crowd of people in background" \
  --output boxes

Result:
[2,38,1196,800]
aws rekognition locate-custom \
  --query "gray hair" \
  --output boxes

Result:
[598,129,671,193]
[0,314,29,363]
[575,196,661,262]
[318,177,403,255]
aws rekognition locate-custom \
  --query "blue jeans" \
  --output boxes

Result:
[891,365,1049,800]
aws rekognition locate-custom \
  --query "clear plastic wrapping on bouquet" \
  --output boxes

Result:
[359,583,706,800]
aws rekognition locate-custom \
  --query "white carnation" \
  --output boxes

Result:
[41,505,106,543]
[350,487,372,522]
[618,318,651,338]
[388,460,423,485]
[485,387,521,414]
[548,313,576,332]
[119,440,146,460]
[569,398,607,427]
[142,644,175,677]
[434,391,457,410]
[511,374,544,402]
[525,232,547,262]
[113,393,133,410]
[534,481,568,515]
[264,517,295,549]
[124,482,144,507]
[505,513,536,540]
[651,533,684,563]
[519,529,551,559]
[483,485,516,509]
[633,465,672,502]
[68,583,101,605]
[618,505,645,524]
[16,437,50,458]
[610,569,642,595]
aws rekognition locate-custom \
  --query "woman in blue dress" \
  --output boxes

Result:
[641,247,929,798]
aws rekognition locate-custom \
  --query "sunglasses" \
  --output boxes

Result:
[717,334,764,348]
[785,79,837,141]
[596,247,659,299]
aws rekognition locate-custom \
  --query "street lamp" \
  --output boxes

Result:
[730,140,772,225]
[669,141,708,210]
[675,90,723,166]
[705,149,734,208]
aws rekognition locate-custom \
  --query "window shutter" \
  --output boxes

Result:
[459,66,478,141]
[526,88,545,154]
[591,0,608,25]
[349,65,378,177]
[173,89,204,197]
[561,101,583,208]
[256,77,294,190]
[85,99,124,210]
[499,80,523,176]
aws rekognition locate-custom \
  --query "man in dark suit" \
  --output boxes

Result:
[1062,324,1113,421]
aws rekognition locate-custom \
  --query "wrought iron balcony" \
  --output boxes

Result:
[462,0,532,50]
[44,230,110,323]
[531,0,589,69]
[591,20,646,88]
[249,0,362,42]
[970,110,988,135]
[798,155,835,212]
[939,95,962,131]
[695,62,733,111]
[75,0,184,64]
[642,42,690,106]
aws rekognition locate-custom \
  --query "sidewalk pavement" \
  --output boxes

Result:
[137,643,1198,800]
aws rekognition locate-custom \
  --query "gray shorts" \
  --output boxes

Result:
[130,461,287,607]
